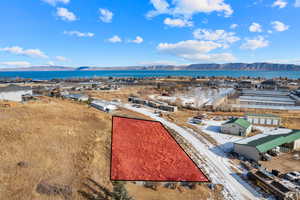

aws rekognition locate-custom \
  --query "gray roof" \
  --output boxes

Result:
[246,113,280,118]
[0,84,32,92]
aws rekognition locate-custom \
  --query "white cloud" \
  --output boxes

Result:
[193,29,240,48]
[179,52,235,62]
[272,0,288,8]
[0,61,31,67]
[41,0,70,6]
[64,30,94,37]
[164,17,193,27]
[158,40,221,54]
[56,7,77,21]
[295,0,300,7]
[157,39,235,62]
[149,0,170,13]
[48,61,55,66]
[0,46,48,58]
[241,36,269,50]
[55,56,68,62]
[138,60,178,66]
[99,8,113,23]
[108,35,122,43]
[147,0,233,19]
[230,24,238,29]
[130,36,144,44]
[267,59,300,64]
[249,22,262,32]
[271,21,289,32]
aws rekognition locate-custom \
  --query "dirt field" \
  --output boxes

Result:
[126,182,224,200]
[0,98,220,200]
[260,152,300,173]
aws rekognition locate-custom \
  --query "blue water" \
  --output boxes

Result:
[0,70,300,80]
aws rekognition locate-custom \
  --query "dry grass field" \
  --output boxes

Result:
[0,98,112,200]
[0,98,220,200]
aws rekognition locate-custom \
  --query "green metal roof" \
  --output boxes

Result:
[245,130,300,153]
[225,118,251,129]
[284,130,300,143]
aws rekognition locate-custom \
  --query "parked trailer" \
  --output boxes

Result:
[248,171,298,200]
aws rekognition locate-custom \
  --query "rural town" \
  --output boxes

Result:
[1,75,300,199]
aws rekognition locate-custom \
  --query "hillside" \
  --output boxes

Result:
[0,97,221,200]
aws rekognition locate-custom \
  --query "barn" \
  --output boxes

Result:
[0,84,32,102]
[234,130,300,161]
[221,118,252,136]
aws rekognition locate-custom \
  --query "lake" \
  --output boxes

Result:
[0,70,300,80]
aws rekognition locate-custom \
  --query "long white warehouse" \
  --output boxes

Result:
[90,100,118,112]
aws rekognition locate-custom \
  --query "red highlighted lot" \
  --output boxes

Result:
[111,116,209,182]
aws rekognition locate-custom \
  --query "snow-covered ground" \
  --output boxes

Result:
[254,126,291,135]
[190,119,291,153]
[190,119,242,153]
[118,103,265,200]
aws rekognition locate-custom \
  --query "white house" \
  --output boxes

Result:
[0,85,32,102]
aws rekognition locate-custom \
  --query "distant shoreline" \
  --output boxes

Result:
[1,70,300,80]
[1,69,300,72]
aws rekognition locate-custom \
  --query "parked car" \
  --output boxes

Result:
[296,179,300,186]
[271,170,280,176]
[284,173,298,181]
[154,110,161,115]
[290,171,300,177]
[261,153,272,161]
[132,104,141,108]
[268,151,279,157]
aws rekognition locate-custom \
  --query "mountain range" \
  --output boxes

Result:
[0,63,300,71]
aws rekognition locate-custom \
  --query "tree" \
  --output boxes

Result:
[112,182,134,200]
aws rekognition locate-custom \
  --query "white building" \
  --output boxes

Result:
[246,113,281,126]
[91,100,118,112]
[63,94,89,102]
[0,85,32,102]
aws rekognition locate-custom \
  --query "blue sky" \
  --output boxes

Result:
[0,0,300,68]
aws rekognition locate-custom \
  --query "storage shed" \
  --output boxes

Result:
[221,118,252,136]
